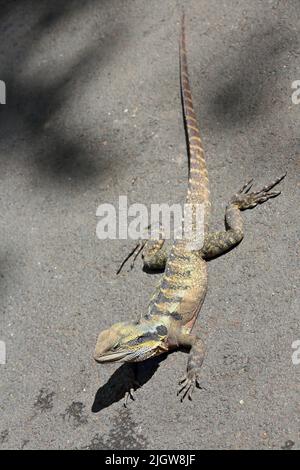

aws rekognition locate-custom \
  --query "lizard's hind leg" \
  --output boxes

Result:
[142,238,171,272]
[117,223,171,274]
[142,222,173,272]
[201,173,286,260]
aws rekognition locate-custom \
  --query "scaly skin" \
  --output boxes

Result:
[94,14,286,403]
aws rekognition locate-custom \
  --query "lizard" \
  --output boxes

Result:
[94,13,286,403]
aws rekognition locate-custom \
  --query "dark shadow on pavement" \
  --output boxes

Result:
[92,355,167,412]
[208,24,298,127]
[0,0,126,188]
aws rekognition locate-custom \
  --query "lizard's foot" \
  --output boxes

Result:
[123,365,140,407]
[116,223,166,274]
[123,378,140,407]
[177,370,201,402]
[176,334,205,402]
[124,385,138,407]
[231,173,286,210]
[117,240,146,274]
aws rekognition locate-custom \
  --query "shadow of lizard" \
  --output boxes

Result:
[91,355,167,412]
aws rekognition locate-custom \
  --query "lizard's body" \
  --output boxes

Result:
[94,14,285,401]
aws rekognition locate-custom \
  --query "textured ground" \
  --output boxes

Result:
[0,0,299,450]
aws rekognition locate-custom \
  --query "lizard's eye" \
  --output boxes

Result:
[112,342,119,350]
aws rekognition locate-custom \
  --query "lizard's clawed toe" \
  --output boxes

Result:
[238,179,254,194]
[124,387,137,407]
[177,372,201,402]
[117,241,146,275]
[123,372,140,407]
[232,173,286,210]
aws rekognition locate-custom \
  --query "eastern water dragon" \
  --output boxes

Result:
[94,14,286,403]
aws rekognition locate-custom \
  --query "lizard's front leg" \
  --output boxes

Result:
[172,331,206,401]
[123,364,140,407]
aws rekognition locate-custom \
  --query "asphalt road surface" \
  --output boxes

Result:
[0,0,299,450]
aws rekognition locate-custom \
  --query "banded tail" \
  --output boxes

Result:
[180,13,210,234]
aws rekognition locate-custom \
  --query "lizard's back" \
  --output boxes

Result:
[148,243,207,332]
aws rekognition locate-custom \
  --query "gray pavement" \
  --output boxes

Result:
[0,0,299,450]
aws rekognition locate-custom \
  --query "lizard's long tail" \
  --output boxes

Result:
[180,13,210,234]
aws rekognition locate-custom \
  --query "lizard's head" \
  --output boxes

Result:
[94,320,169,363]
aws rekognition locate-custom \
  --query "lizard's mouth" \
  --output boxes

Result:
[94,345,161,363]
[94,350,132,363]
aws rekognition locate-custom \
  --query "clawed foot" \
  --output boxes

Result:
[231,173,286,210]
[124,386,136,407]
[117,240,146,274]
[177,371,201,402]
[116,223,166,274]
[123,378,140,407]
